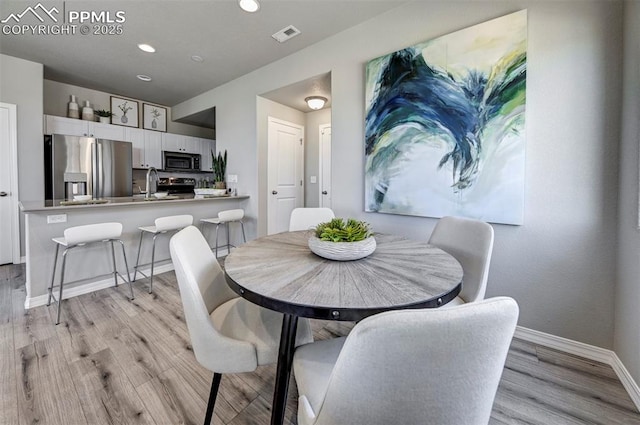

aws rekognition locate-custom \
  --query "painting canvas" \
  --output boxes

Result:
[365,10,527,225]
[143,103,167,132]
[110,96,139,128]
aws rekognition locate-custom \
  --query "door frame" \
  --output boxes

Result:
[267,116,304,234]
[1,102,21,264]
[318,123,331,209]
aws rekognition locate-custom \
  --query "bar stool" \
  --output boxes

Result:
[47,222,134,325]
[200,209,247,257]
[133,214,193,293]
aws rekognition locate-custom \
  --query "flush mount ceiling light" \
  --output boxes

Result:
[136,74,152,82]
[238,0,260,12]
[305,96,327,110]
[137,43,156,53]
[191,55,204,63]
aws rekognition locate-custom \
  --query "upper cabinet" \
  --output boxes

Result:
[200,138,215,172]
[44,115,125,141]
[162,133,200,154]
[44,115,213,171]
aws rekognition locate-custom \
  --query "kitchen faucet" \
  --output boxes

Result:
[145,167,159,198]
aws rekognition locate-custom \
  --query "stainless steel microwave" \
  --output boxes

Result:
[163,151,201,172]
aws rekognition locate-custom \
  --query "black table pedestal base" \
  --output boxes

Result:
[271,313,299,425]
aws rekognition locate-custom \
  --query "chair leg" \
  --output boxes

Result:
[204,373,222,425]
[47,244,60,306]
[110,240,118,287]
[133,231,144,281]
[240,220,247,243]
[149,234,158,294]
[214,224,220,258]
[226,222,231,254]
[117,239,134,300]
[56,249,69,325]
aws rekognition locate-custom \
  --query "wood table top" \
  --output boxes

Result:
[224,231,463,321]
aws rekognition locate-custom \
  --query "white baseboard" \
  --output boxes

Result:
[515,326,640,410]
[24,263,175,309]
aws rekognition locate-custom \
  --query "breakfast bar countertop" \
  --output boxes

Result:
[19,194,250,212]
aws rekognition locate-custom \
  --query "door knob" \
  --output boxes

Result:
[322,191,328,195]
[272,190,278,195]
[0,192,7,197]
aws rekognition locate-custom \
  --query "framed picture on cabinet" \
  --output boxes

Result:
[143,103,167,132]
[110,96,139,128]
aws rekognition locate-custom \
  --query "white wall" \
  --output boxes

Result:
[173,1,623,350]
[305,108,332,207]
[0,54,44,256]
[44,80,214,138]
[614,0,640,385]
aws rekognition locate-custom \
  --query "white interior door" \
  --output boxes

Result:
[268,117,304,234]
[0,103,19,265]
[319,124,332,209]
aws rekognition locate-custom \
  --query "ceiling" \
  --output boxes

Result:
[0,0,404,112]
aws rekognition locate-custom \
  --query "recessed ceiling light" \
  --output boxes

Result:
[137,74,152,82]
[137,43,156,53]
[191,55,204,63]
[238,0,260,13]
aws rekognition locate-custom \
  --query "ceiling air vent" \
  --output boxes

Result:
[272,25,301,43]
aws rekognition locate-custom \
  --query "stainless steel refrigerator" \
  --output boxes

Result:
[44,134,133,200]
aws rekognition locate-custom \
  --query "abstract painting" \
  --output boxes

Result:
[365,10,527,225]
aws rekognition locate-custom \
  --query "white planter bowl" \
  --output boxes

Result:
[308,235,376,261]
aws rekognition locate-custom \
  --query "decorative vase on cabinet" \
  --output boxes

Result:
[81,101,94,121]
[67,95,79,119]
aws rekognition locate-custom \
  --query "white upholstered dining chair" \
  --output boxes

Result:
[293,297,519,425]
[289,207,335,231]
[169,225,313,425]
[428,216,494,305]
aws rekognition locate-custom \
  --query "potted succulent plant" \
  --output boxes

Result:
[211,149,227,189]
[308,218,376,261]
[94,109,113,123]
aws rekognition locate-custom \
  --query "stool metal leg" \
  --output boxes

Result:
[214,223,220,258]
[226,222,231,254]
[110,240,118,287]
[149,233,159,294]
[133,230,144,281]
[47,244,60,306]
[56,248,70,325]
[117,239,135,300]
[240,220,247,243]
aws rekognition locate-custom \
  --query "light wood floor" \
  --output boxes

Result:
[1,263,639,425]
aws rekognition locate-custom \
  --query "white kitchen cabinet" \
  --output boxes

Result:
[126,128,162,169]
[45,115,88,136]
[162,133,200,154]
[88,121,126,140]
[44,115,125,140]
[145,131,163,169]
[126,128,146,168]
[200,138,215,172]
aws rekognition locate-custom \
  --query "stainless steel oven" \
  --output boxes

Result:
[163,151,201,172]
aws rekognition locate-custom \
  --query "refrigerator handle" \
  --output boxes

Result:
[96,141,104,198]
[91,142,97,198]
[91,141,104,198]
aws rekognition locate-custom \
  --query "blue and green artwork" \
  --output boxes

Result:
[365,10,527,225]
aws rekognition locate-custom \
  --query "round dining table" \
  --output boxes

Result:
[224,230,463,425]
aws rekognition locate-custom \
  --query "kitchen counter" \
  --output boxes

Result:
[20,194,250,212]
[20,194,250,309]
